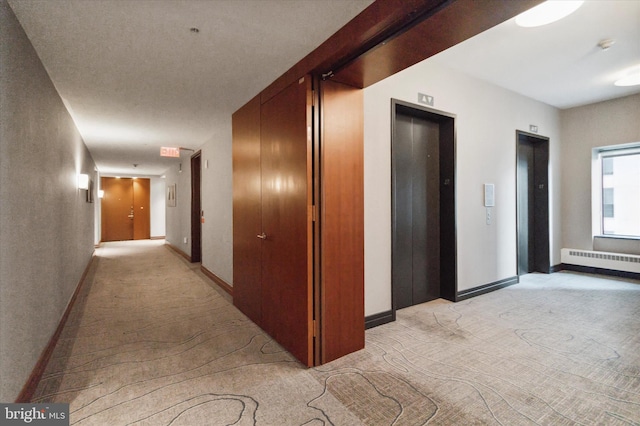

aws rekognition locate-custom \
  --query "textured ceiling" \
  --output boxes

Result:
[8,0,374,175]
[8,0,640,176]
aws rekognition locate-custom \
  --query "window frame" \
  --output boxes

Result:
[592,143,640,240]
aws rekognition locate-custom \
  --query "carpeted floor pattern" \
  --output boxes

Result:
[33,240,640,425]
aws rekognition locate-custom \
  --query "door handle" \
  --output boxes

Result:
[257,233,267,240]
[128,214,134,218]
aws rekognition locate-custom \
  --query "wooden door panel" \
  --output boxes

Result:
[261,77,313,366]
[101,177,133,242]
[319,80,365,363]
[133,178,150,240]
[232,95,263,324]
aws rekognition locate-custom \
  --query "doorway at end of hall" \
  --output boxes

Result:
[101,177,150,242]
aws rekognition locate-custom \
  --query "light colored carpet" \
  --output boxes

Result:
[33,240,640,425]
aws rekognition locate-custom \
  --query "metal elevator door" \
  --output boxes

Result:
[517,132,550,275]
[393,112,441,309]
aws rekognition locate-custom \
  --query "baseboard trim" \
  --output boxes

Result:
[165,242,191,262]
[560,263,640,281]
[457,276,519,301]
[15,252,96,403]
[550,264,564,273]
[365,310,395,329]
[150,236,165,240]
[201,265,233,296]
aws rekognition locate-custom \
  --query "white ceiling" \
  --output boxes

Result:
[429,0,640,110]
[8,0,374,176]
[8,0,640,176]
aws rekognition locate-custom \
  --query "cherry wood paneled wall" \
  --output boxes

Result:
[260,77,314,366]
[232,95,262,325]
[319,80,365,364]
[233,79,315,366]
[233,77,363,367]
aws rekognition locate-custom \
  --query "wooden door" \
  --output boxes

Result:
[260,76,313,366]
[102,177,151,242]
[232,95,263,325]
[232,79,365,367]
[101,177,134,241]
[133,178,150,240]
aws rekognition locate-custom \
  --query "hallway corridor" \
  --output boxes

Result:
[32,240,361,425]
[32,241,640,425]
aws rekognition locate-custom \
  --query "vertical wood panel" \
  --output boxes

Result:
[101,177,133,242]
[232,95,263,325]
[261,77,313,366]
[133,178,150,240]
[320,80,364,363]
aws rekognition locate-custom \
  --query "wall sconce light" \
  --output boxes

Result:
[78,173,89,190]
[98,190,105,198]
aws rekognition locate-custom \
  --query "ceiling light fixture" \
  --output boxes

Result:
[515,0,584,28]
[597,39,615,51]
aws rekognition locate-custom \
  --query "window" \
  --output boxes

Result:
[595,144,640,238]
[602,188,614,218]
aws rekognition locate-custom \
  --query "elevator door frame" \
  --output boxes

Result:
[516,130,550,275]
[391,99,457,315]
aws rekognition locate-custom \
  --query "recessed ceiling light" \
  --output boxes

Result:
[515,0,584,28]
[614,69,640,87]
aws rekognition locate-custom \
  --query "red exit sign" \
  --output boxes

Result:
[160,147,180,158]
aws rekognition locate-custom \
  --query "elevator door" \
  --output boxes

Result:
[516,132,549,275]
[393,112,441,309]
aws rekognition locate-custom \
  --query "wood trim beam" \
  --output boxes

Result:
[15,253,96,402]
[260,0,542,100]
[260,0,448,102]
[333,0,543,87]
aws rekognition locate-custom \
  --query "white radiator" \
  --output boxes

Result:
[561,248,640,273]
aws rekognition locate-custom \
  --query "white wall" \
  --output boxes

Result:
[150,177,166,238]
[164,162,192,255]
[200,133,233,285]
[162,134,233,285]
[560,93,640,251]
[0,0,96,401]
[363,58,561,316]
